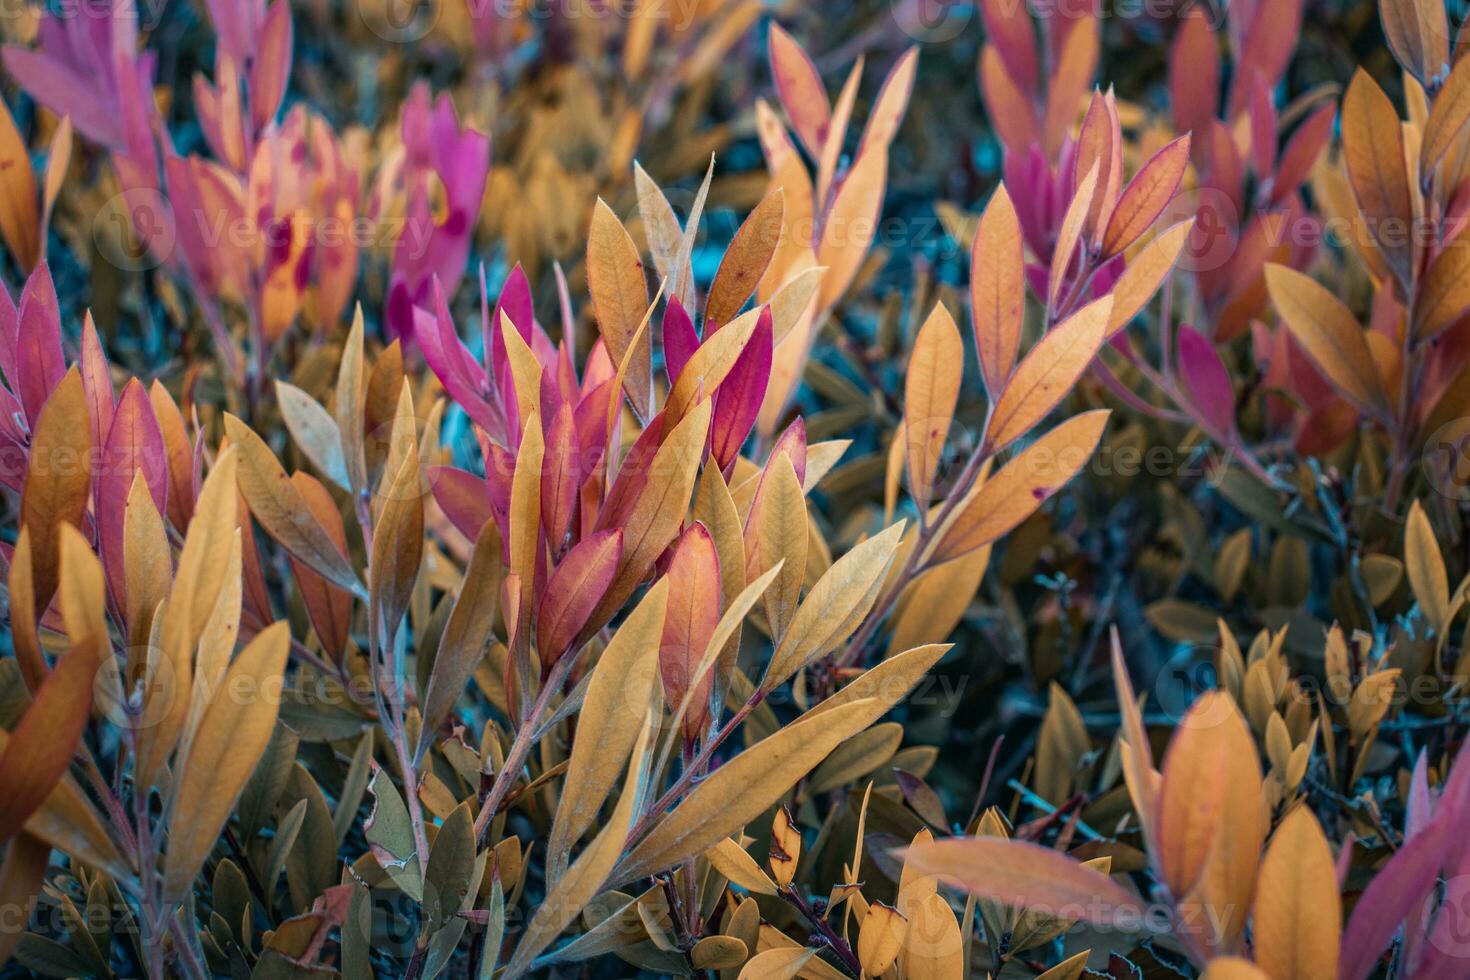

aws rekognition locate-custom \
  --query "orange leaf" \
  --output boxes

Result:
[706,190,785,328]
[901,836,1145,928]
[588,199,652,419]
[1075,90,1123,247]
[1107,219,1193,335]
[970,184,1025,395]
[933,411,1109,564]
[978,45,1039,151]
[768,24,831,160]
[0,633,101,845]
[858,46,919,155]
[1102,135,1191,258]
[816,147,887,311]
[1414,225,1470,341]
[1265,264,1387,416]
[1154,692,1266,953]
[988,296,1111,453]
[1423,54,1470,177]
[1252,807,1341,980]
[1040,19,1099,157]
[904,302,964,509]
[1382,0,1449,87]
[1342,69,1415,285]
[1200,959,1271,980]
[0,98,39,272]
[20,368,93,616]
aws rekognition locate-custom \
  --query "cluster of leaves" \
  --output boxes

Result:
[7,0,1470,977]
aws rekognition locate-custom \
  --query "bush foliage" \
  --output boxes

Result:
[1,0,1469,976]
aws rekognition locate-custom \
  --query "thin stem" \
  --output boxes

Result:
[783,885,863,977]
[474,653,575,843]
[168,913,209,979]
[625,699,757,846]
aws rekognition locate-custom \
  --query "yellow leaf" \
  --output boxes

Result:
[136,446,241,790]
[806,643,951,723]
[706,837,779,896]
[737,947,815,980]
[504,705,658,978]
[668,306,762,426]
[368,440,424,644]
[901,892,963,980]
[748,453,808,641]
[1406,499,1451,633]
[508,413,544,614]
[500,311,543,431]
[1048,162,1098,311]
[336,305,368,495]
[634,163,688,308]
[20,368,93,615]
[760,522,904,693]
[614,697,903,885]
[857,901,907,976]
[1252,807,1341,980]
[694,464,747,609]
[225,414,364,597]
[1037,950,1091,980]
[546,579,669,883]
[1111,630,1160,843]
[162,621,291,901]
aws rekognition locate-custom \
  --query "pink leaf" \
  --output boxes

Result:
[536,529,622,668]
[249,0,292,132]
[430,465,495,543]
[710,306,773,474]
[1339,817,1452,980]
[97,380,168,610]
[1176,324,1235,436]
[16,264,65,428]
[768,24,831,159]
[79,314,114,454]
[540,403,579,555]
[663,297,700,386]
[1270,103,1335,205]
